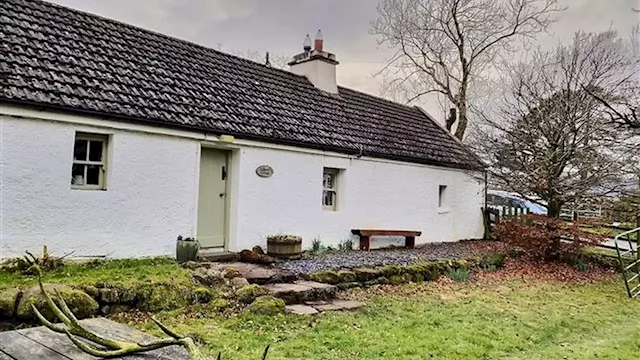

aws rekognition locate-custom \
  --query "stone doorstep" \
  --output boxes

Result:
[202,262,297,285]
[196,250,239,263]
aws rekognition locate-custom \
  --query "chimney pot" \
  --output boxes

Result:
[303,34,312,51]
[314,29,323,52]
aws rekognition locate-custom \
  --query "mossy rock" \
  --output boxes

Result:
[194,287,215,304]
[307,270,341,284]
[376,277,390,285]
[353,268,382,282]
[380,265,403,277]
[0,288,21,318]
[210,298,231,311]
[17,284,98,321]
[337,282,361,290]
[336,270,357,283]
[388,275,404,285]
[136,284,192,312]
[243,295,285,315]
[451,259,470,270]
[236,284,268,304]
[76,285,99,299]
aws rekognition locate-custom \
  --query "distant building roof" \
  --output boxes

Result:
[0,0,483,170]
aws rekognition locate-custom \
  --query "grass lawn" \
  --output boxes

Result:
[0,258,193,291]
[124,273,640,360]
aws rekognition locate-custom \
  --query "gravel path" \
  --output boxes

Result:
[277,241,505,275]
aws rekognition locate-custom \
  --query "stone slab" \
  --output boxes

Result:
[196,250,239,263]
[285,305,319,315]
[261,281,337,304]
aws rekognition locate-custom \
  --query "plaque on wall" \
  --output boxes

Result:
[256,165,274,178]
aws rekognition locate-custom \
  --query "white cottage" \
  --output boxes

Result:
[0,0,485,259]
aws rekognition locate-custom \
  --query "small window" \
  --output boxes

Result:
[322,168,339,211]
[438,185,447,208]
[71,133,108,190]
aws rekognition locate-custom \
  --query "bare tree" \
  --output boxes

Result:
[472,31,639,217]
[581,26,640,130]
[372,0,564,140]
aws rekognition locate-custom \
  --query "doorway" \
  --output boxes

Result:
[196,147,229,248]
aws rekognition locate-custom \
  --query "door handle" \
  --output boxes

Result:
[219,193,225,197]
[221,165,227,180]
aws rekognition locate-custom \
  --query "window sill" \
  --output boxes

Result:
[71,186,106,191]
[438,208,451,214]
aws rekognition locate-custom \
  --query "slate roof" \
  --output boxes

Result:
[0,0,482,170]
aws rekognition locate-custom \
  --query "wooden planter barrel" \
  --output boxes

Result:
[267,236,302,260]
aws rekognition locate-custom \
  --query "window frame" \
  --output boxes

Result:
[438,185,448,209]
[322,167,339,211]
[71,132,108,190]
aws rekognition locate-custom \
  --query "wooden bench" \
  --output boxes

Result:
[351,229,422,251]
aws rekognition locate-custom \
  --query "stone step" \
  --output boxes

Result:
[261,281,337,304]
[196,250,239,263]
[285,300,365,315]
[194,262,298,285]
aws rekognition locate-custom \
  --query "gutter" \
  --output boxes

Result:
[1,99,481,171]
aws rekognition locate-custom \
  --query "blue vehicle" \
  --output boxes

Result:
[487,190,547,215]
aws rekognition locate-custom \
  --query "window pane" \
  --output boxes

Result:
[71,164,85,185]
[323,172,334,189]
[74,139,88,161]
[88,140,104,161]
[86,165,101,185]
[323,190,335,207]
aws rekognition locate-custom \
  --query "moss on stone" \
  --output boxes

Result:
[307,270,341,284]
[236,284,268,304]
[0,288,21,318]
[210,298,231,311]
[17,284,98,321]
[480,253,506,269]
[380,265,402,277]
[136,284,191,312]
[336,270,357,283]
[194,287,215,304]
[243,295,285,315]
[221,267,244,279]
[353,268,381,282]
[388,275,404,285]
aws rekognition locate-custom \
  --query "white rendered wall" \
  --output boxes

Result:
[0,115,200,258]
[231,146,484,251]
[0,107,484,258]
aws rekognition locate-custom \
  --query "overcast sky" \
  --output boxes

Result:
[50,0,639,118]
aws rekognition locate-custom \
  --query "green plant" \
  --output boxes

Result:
[446,268,470,282]
[266,234,302,243]
[338,238,354,252]
[307,238,327,256]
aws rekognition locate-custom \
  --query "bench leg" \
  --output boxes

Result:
[359,236,371,251]
[405,236,415,249]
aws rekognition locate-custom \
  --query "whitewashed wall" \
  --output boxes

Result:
[0,115,199,258]
[0,109,484,258]
[232,146,484,251]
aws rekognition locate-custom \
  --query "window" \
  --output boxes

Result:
[438,185,447,208]
[322,168,339,210]
[71,133,108,190]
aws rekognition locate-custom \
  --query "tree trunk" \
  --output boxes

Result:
[454,101,468,140]
[547,200,562,218]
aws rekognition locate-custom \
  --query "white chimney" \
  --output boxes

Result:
[288,29,339,94]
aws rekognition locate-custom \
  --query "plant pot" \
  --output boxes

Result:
[267,235,302,260]
[176,238,200,263]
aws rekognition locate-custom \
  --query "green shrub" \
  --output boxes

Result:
[446,268,470,282]
[338,239,354,252]
[480,253,506,269]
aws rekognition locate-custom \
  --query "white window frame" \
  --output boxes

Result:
[71,133,108,190]
[322,167,339,211]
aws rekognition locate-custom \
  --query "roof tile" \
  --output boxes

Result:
[0,0,482,169]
